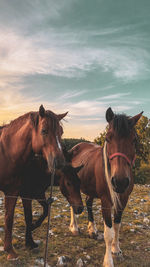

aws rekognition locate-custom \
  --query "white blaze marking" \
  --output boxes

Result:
[56,135,62,151]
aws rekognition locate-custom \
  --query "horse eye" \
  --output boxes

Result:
[41,129,48,135]
[67,181,71,187]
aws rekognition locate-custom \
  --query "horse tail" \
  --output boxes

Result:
[103,142,121,212]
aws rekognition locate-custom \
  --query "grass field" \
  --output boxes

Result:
[0,184,150,267]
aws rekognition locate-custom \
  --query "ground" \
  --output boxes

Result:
[0,184,150,267]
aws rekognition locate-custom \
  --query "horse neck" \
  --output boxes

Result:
[1,119,32,165]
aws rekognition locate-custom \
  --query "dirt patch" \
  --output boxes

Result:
[0,185,150,266]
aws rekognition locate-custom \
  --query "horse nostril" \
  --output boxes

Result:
[111,177,116,188]
[124,177,130,188]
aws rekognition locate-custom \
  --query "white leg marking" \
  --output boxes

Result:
[88,221,97,236]
[103,223,114,267]
[69,207,79,235]
[112,223,122,255]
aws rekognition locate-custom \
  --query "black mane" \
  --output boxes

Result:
[112,114,132,137]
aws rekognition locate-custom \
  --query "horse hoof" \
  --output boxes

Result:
[69,227,80,236]
[112,250,123,260]
[7,252,18,261]
[72,230,80,236]
[89,232,98,239]
[26,242,38,249]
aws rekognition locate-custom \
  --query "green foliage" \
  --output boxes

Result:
[134,164,150,184]
[62,138,90,151]
[94,130,106,147]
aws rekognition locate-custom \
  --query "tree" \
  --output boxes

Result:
[62,138,90,151]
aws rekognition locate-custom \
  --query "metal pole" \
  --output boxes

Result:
[44,161,55,267]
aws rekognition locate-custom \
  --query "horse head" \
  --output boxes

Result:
[30,105,68,172]
[56,164,84,214]
[105,107,143,194]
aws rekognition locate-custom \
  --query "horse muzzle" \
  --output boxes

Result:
[111,176,130,193]
[47,154,65,172]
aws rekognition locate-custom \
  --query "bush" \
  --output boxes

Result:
[134,164,150,184]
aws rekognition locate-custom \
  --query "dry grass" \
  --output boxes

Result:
[0,184,150,267]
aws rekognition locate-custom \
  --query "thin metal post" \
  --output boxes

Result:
[44,161,55,267]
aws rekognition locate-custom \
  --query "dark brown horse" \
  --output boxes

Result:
[0,105,67,259]
[68,107,142,267]
[19,154,83,249]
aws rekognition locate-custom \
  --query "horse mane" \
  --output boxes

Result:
[112,114,133,137]
[2,112,32,134]
[1,110,58,136]
[103,142,121,211]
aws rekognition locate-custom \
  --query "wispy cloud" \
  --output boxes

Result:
[0,25,149,81]
[60,90,87,100]
[98,92,131,100]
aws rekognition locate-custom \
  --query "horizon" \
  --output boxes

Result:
[0,0,150,141]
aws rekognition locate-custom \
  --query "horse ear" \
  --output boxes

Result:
[30,113,39,128]
[57,112,68,121]
[74,164,84,173]
[106,107,114,123]
[130,111,143,126]
[39,105,45,117]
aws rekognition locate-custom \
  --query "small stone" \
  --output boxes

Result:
[97,233,104,240]
[54,215,62,219]
[57,256,69,266]
[143,217,150,224]
[33,211,40,216]
[49,230,54,236]
[130,229,135,232]
[0,227,4,232]
[35,258,44,265]
[76,258,84,267]
[35,240,41,245]
[86,255,91,260]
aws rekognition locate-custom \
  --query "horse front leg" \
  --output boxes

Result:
[86,196,97,238]
[111,210,123,257]
[22,198,38,249]
[69,206,79,235]
[31,199,48,231]
[4,193,18,260]
[101,199,114,267]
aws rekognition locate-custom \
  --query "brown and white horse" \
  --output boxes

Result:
[0,105,67,259]
[68,107,142,267]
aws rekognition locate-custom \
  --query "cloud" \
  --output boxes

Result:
[60,90,87,100]
[0,24,149,81]
[98,92,131,100]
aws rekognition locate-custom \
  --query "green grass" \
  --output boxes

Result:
[0,184,150,266]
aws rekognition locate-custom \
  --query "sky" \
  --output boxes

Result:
[0,0,150,140]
